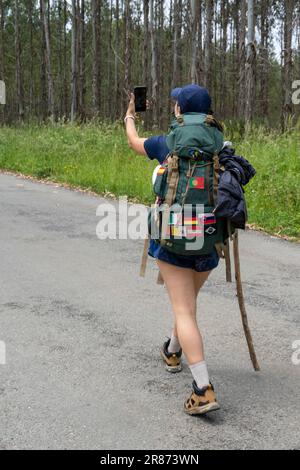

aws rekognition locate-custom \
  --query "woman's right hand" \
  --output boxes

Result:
[125,93,136,118]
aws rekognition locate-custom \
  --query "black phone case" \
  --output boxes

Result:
[134,87,147,112]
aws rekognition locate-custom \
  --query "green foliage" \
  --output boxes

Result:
[0,122,299,239]
[236,127,300,238]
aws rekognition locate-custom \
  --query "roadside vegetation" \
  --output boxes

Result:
[0,121,299,239]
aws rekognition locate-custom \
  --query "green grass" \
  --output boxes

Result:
[0,121,299,239]
[237,128,300,239]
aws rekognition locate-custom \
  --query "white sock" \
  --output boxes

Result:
[167,334,181,353]
[189,360,210,389]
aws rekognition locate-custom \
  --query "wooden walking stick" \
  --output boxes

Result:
[139,236,164,285]
[232,229,260,371]
[139,237,149,277]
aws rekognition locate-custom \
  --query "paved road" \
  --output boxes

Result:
[0,172,299,450]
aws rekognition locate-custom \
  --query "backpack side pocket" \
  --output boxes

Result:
[153,165,168,199]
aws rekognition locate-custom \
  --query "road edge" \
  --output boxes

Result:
[1,168,299,244]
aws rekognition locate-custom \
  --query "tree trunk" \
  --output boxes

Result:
[71,0,78,121]
[232,2,239,118]
[238,0,247,120]
[27,0,34,116]
[143,0,149,127]
[197,0,203,83]
[92,0,101,115]
[15,0,24,121]
[57,0,63,118]
[0,0,5,122]
[282,0,295,128]
[245,0,256,131]
[204,0,213,90]
[41,0,55,120]
[220,0,228,116]
[124,0,131,107]
[259,0,270,121]
[114,0,120,119]
[78,0,86,121]
[150,0,158,127]
[172,0,182,90]
[63,0,68,119]
[190,0,199,83]
[157,0,165,128]
[107,0,113,119]
[39,0,47,120]
[0,0,3,82]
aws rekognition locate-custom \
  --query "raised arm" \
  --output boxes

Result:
[124,93,147,156]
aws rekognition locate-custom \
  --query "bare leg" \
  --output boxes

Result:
[157,260,210,364]
[193,270,211,297]
[172,269,211,341]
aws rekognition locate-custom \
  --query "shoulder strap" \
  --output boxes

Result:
[160,154,180,247]
[164,154,180,206]
[212,153,220,206]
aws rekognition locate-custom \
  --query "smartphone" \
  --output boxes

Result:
[134,86,147,112]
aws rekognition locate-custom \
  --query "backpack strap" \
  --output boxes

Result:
[205,162,214,206]
[157,154,179,284]
[139,236,149,277]
[215,242,225,258]
[212,153,220,206]
[164,154,180,206]
[160,154,180,246]
[205,114,224,132]
[139,236,165,285]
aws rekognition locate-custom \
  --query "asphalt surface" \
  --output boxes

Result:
[0,172,299,450]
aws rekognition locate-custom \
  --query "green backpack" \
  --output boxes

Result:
[149,112,229,256]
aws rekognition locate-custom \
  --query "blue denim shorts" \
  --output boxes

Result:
[148,240,220,272]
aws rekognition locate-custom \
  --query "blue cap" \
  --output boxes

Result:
[171,84,211,114]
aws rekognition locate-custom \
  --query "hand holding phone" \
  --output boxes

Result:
[134,86,147,112]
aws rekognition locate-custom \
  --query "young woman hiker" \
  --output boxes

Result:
[124,84,221,415]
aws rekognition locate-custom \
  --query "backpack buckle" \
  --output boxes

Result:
[189,148,205,161]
